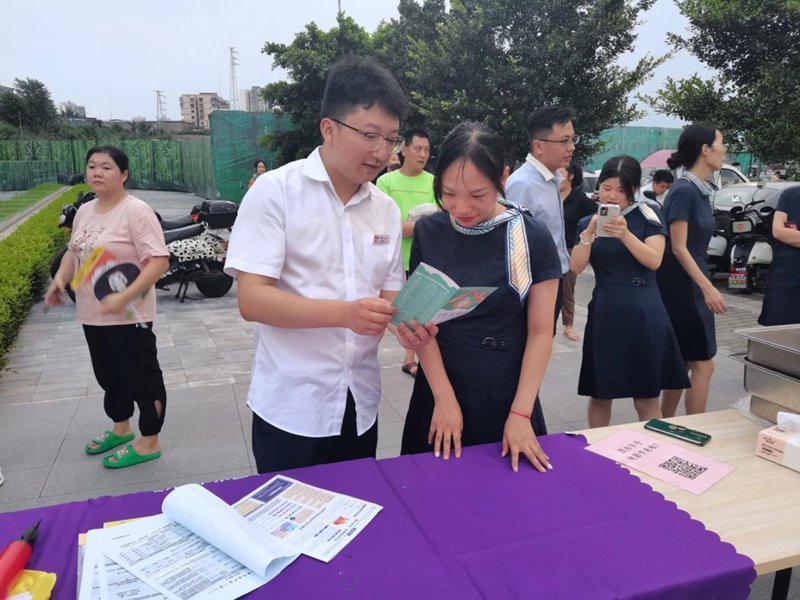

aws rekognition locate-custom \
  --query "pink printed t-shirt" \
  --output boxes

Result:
[69,194,169,326]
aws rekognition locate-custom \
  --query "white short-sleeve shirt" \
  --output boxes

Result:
[225,147,404,437]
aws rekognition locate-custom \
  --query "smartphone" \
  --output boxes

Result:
[596,203,621,237]
[644,419,712,446]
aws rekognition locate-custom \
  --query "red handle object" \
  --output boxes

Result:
[0,520,40,599]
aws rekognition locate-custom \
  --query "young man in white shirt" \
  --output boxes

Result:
[225,56,432,473]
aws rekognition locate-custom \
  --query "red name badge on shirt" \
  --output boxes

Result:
[373,234,391,246]
[785,222,798,230]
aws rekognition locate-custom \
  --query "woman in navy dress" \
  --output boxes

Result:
[571,156,689,427]
[657,124,728,418]
[400,122,562,473]
[759,187,800,325]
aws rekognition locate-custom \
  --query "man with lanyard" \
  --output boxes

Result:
[377,127,436,379]
[225,56,433,473]
[506,105,577,325]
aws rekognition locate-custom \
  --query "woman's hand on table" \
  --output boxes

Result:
[428,395,463,460]
[389,320,438,350]
[502,412,552,473]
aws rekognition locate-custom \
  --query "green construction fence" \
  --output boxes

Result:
[0,138,216,197]
[209,111,284,203]
[585,126,756,174]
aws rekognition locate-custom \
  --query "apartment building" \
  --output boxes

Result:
[179,93,230,129]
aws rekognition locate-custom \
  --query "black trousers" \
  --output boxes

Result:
[251,390,378,474]
[553,277,564,336]
[83,324,166,436]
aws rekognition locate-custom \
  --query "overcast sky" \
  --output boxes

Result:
[2,0,711,127]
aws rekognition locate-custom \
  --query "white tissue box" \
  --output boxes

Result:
[756,425,800,473]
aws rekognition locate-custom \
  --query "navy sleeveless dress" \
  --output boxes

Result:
[657,179,717,361]
[759,188,800,325]
[577,205,690,399]
[401,211,561,455]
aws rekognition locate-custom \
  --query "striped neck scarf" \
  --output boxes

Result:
[449,197,533,302]
[682,171,718,198]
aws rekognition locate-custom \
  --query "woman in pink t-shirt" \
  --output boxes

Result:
[45,146,170,469]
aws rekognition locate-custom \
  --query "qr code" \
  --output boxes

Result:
[658,456,708,480]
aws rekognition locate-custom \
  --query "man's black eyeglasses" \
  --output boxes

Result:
[331,119,406,153]
[533,135,581,146]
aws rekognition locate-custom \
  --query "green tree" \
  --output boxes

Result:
[0,90,26,134]
[260,14,374,165]
[641,0,800,162]
[0,78,59,134]
[401,0,661,162]
[260,0,661,166]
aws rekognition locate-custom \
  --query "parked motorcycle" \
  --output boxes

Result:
[727,199,775,293]
[156,200,238,302]
[51,196,239,303]
[707,208,734,275]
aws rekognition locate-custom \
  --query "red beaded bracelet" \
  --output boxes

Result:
[509,409,531,420]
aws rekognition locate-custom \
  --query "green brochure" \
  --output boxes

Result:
[391,262,496,327]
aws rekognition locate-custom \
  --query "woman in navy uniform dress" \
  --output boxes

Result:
[571,156,689,427]
[400,122,562,473]
[657,124,728,418]
[759,187,800,325]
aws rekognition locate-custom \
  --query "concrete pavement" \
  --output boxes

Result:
[0,190,795,599]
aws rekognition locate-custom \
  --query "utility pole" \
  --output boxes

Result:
[155,90,168,129]
[229,47,240,110]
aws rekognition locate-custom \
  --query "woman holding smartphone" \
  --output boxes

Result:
[570,155,689,427]
[657,124,727,417]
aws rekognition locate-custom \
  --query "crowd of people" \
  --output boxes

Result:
[41,56,799,475]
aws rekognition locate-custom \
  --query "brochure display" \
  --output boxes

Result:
[78,477,382,599]
[391,262,495,327]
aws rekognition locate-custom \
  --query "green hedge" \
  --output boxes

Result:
[0,186,81,369]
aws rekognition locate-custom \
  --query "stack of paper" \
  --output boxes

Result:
[78,475,382,600]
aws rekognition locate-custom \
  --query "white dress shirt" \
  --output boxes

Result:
[225,148,404,437]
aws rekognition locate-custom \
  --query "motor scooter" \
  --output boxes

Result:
[707,208,734,275]
[727,199,775,293]
[156,200,239,302]
[51,196,238,303]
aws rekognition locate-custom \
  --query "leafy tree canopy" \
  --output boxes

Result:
[0,78,59,134]
[641,0,800,162]
[261,0,661,166]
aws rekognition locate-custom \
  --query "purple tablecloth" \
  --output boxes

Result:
[0,434,756,599]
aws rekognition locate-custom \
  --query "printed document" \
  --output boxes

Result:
[231,475,383,562]
[586,429,734,495]
[391,262,496,327]
[80,477,382,599]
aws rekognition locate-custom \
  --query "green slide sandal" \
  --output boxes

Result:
[103,445,161,469]
[85,431,135,455]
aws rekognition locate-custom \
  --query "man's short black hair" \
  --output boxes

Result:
[652,169,674,184]
[526,105,575,141]
[320,55,407,122]
[403,128,430,144]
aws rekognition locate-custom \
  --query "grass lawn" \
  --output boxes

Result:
[0,183,64,221]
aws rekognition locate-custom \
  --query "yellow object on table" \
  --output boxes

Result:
[8,569,57,600]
